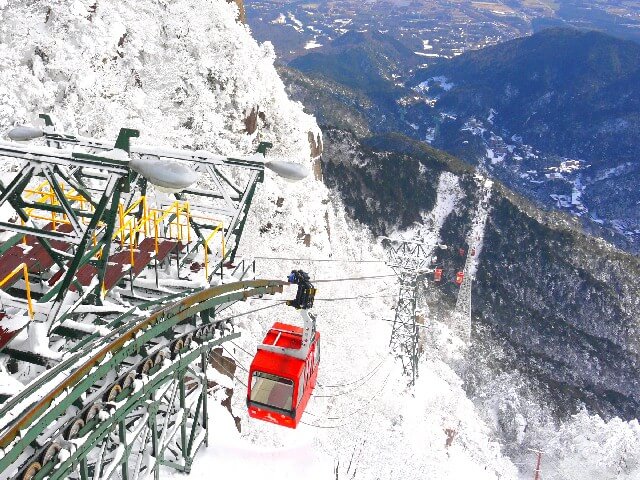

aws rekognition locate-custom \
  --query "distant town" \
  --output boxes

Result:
[246,0,640,63]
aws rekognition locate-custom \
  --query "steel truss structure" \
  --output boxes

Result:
[0,116,270,356]
[384,238,434,386]
[0,112,314,480]
[0,280,285,480]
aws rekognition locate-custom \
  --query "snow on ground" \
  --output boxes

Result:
[403,171,464,246]
[271,13,287,24]
[486,147,505,164]
[416,75,454,92]
[304,40,323,49]
[164,397,334,479]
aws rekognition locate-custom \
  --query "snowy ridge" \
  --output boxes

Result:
[392,167,640,479]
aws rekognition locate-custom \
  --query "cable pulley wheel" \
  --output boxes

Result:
[21,462,41,480]
[104,384,122,402]
[40,442,61,465]
[138,358,154,375]
[171,339,184,359]
[65,418,85,440]
[153,350,166,366]
[84,402,103,422]
[120,371,137,389]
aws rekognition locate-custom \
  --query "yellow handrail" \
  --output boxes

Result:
[0,263,34,319]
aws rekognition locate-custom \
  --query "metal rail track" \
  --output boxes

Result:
[0,279,286,480]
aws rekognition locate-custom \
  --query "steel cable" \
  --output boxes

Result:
[254,256,387,264]
[311,274,397,283]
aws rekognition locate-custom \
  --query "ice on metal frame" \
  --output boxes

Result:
[6,126,44,141]
[100,148,131,161]
[264,159,309,181]
[129,154,199,192]
[0,370,23,396]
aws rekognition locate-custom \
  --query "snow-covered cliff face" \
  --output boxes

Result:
[0,0,318,162]
[321,128,640,479]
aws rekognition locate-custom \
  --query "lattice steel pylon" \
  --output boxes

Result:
[384,236,434,386]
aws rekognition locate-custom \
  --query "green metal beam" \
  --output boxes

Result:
[54,177,121,304]
[49,333,239,480]
[0,280,284,467]
[93,182,124,302]
[229,174,260,263]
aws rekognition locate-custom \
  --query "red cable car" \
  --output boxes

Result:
[247,271,320,429]
[458,248,466,257]
[455,271,464,285]
[434,268,443,282]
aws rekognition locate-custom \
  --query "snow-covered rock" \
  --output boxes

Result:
[0,0,319,166]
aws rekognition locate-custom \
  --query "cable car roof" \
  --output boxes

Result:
[252,322,319,380]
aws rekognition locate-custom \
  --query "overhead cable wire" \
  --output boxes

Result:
[315,294,397,302]
[312,359,388,398]
[216,301,287,322]
[251,285,395,303]
[311,274,397,283]
[317,357,388,388]
[373,317,430,330]
[304,368,392,420]
[254,256,386,264]
[221,345,250,374]
[229,340,255,358]
[301,369,393,428]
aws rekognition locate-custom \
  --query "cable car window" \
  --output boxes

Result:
[250,372,294,411]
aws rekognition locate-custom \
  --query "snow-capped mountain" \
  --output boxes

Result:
[0,1,639,479]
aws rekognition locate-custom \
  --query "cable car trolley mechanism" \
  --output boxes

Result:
[247,270,320,428]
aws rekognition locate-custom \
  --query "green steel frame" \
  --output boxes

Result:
[0,279,286,479]
[0,123,269,340]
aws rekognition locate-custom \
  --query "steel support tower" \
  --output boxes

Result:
[384,237,433,386]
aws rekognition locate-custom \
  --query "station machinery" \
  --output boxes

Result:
[0,116,313,480]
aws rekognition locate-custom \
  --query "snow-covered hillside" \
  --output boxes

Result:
[1,1,639,479]
[0,0,317,161]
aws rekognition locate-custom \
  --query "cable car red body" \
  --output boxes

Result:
[247,322,320,429]
[434,268,443,282]
[455,271,464,285]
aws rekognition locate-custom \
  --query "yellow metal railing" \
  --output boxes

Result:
[24,181,95,231]
[19,180,228,286]
[0,263,34,319]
